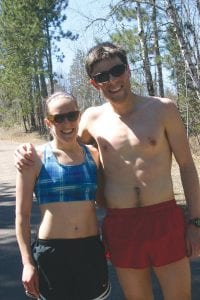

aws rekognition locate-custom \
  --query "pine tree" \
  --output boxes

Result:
[0,0,78,132]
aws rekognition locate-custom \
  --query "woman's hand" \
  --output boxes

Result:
[22,263,40,298]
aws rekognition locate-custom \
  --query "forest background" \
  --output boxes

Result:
[0,0,199,154]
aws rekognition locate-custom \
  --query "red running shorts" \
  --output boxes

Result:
[102,200,187,268]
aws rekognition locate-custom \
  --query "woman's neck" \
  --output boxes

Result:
[50,140,84,165]
[50,139,81,153]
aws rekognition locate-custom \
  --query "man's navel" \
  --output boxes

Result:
[148,137,157,146]
[102,144,109,151]
[134,186,141,207]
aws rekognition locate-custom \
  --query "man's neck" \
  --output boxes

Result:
[108,92,138,116]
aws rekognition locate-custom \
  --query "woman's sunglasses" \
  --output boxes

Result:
[47,111,80,124]
[92,64,127,84]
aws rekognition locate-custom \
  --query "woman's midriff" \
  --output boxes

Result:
[38,201,99,239]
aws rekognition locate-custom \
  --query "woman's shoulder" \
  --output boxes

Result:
[34,143,49,174]
[35,143,49,159]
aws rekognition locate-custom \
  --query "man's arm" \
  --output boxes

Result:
[78,107,98,146]
[163,99,200,257]
[14,143,36,171]
[95,163,107,208]
[85,143,106,208]
[80,111,106,207]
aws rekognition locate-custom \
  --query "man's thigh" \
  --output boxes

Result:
[154,257,191,300]
[115,267,154,300]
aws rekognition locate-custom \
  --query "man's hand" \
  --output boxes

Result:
[14,143,35,171]
[186,224,200,258]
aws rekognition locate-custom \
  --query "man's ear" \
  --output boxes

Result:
[127,64,131,77]
[44,118,51,128]
[89,79,100,90]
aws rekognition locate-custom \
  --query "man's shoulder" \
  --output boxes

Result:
[143,96,177,111]
[82,103,108,120]
[154,97,178,114]
[147,97,180,127]
[143,95,175,105]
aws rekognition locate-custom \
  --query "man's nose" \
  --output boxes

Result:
[108,73,118,82]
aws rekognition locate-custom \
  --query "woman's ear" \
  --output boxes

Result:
[89,79,100,90]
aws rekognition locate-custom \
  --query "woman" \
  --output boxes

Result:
[15,92,110,300]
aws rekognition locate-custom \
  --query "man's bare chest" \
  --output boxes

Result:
[92,115,164,160]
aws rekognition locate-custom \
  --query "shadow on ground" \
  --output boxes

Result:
[0,182,40,300]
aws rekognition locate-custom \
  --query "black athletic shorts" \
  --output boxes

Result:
[32,235,111,300]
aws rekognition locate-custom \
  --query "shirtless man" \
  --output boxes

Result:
[15,42,200,300]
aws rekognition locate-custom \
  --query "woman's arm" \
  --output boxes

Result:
[15,149,41,298]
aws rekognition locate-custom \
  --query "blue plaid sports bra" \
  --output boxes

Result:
[34,143,97,205]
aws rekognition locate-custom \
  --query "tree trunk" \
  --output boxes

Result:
[152,0,164,97]
[39,51,48,98]
[165,0,200,100]
[181,1,200,83]
[136,2,155,96]
[197,0,200,15]
[45,17,54,94]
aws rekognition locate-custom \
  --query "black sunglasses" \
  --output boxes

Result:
[47,111,80,124]
[92,64,127,83]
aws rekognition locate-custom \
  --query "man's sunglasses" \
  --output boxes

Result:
[47,111,80,124]
[92,64,127,84]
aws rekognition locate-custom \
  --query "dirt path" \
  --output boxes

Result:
[0,140,20,240]
[0,140,26,300]
[0,140,20,186]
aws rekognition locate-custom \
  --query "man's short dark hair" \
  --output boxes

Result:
[85,42,128,78]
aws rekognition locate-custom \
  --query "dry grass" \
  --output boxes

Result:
[0,126,46,144]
